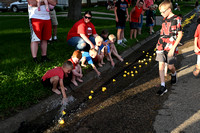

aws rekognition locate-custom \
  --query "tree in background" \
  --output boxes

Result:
[68,0,82,20]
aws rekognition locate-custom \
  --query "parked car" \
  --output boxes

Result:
[9,0,28,12]
[0,2,8,12]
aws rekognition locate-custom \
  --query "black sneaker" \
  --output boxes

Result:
[33,57,39,64]
[41,56,50,62]
[156,86,167,96]
[171,74,177,85]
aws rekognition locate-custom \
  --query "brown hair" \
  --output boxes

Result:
[72,50,82,59]
[159,0,173,10]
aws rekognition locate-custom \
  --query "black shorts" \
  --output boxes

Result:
[130,22,139,29]
[116,20,126,29]
[41,78,52,88]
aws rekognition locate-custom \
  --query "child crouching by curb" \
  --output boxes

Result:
[81,48,101,76]
[68,50,83,86]
[41,61,73,104]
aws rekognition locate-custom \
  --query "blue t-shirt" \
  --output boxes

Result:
[105,40,111,53]
[82,52,93,65]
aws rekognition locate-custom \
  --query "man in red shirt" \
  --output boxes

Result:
[42,61,73,104]
[67,11,98,52]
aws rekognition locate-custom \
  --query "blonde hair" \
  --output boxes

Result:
[159,0,173,10]
[95,36,103,43]
[89,48,98,54]
[108,34,116,41]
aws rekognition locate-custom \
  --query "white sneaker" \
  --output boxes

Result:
[117,42,127,47]
[49,37,52,41]
[122,38,127,43]
[53,36,57,40]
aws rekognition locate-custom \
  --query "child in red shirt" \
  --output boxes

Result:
[193,18,200,76]
[42,61,73,103]
[129,0,144,41]
[68,50,83,86]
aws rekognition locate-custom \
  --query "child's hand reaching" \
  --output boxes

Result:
[62,97,69,106]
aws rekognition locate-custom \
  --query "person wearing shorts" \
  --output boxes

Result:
[114,0,129,46]
[129,0,143,41]
[67,11,98,52]
[50,8,58,41]
[156,0,182,96]
[28,0,56,63]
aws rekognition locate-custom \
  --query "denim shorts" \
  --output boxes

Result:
[68,36,95,52]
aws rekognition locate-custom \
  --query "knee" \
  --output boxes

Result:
[51,76,59,83]
[77,43,86,50]
[168,65,174,70]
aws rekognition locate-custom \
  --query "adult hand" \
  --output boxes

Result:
[194,46,200,53]
[115,17,119,22]
[90,44,95,49]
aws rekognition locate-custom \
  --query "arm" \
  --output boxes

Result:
[47,0,57,6]
[80,34,95,49]
[168,31,183,57]
[72,69,82,77]
[130,8,135,21]
[91,64,101,76]
[194,37,200,53]
[114,6,118,22]
[126,7,129,22]
[59,79,67,99]
[93,33,98,38]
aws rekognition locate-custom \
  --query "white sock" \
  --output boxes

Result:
[171,71,176,76]
[161,82,165,87]
[117,40,122,44]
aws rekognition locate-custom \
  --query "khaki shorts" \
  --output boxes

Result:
[155,51,177,65]
[50,9,58,25]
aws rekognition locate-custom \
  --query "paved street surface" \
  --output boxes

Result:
[153,12,200,132]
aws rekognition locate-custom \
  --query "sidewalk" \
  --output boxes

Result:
[153,12,200,133]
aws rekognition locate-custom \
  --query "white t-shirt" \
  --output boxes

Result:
[28,5,50,20]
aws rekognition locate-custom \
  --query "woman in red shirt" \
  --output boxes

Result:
[67,11,98,52]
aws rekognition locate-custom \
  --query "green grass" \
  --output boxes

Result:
[0,1,194,118]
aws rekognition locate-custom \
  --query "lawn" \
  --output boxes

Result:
[0,0,195,119]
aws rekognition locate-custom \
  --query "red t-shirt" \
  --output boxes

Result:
[194,24,200,55]
[42,67,64,81]
[68,58,78,69]
[67,18,97,41]
[130,6,143,22]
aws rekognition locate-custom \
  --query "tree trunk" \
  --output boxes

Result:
[68,0,82,20]
[87,0,92,7]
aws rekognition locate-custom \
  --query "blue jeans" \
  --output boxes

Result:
[67,36,95,52]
